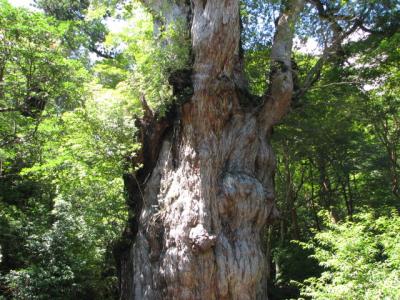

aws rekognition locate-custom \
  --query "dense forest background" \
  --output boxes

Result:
[0,0,399,299]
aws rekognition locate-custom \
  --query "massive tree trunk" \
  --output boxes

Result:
[118,0,304,299]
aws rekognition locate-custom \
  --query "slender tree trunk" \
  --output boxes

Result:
[118,1,304,299]
[0,64,5,100]
[308,161,321,231]
[388,147,400,200]
[265,225,273,281]
[282,143,300,240]
[346,174,354,217]
[340,173,353,219]
[317,156,339,222]
[374,120,400,200]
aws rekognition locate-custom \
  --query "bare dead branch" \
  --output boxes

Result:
[139,94,154,120]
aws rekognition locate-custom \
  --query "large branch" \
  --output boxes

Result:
[259,0,305,129]
[296,0,363,99]
[260,0,364,124]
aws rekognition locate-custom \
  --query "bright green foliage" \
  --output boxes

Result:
[0,2,135,298]
[0,0,88,109]
[0,0,88,165]
[104,2,191,113]
[300,211,400,299]
[0,5,89,283]
[1,86,136,298]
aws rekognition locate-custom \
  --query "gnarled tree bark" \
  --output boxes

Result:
[118,0,304,299]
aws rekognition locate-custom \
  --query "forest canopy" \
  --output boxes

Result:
[0,0,399,299]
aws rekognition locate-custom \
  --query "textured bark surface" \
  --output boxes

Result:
[119,1,304,299]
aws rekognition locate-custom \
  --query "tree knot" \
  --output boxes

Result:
[189,224,216,253]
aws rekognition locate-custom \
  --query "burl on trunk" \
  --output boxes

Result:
[117,0,304,299]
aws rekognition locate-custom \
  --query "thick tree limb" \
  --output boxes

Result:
[259,0,305,129]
